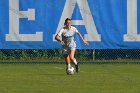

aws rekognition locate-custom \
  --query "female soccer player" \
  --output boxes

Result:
[55,18,88,74]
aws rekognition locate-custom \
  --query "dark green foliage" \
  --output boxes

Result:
[0,49,140,62]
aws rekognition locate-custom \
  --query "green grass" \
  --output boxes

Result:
[0,64,140,93]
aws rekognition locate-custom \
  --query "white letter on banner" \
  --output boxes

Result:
[124,0,139,41]
[6,0,43,41]
[53,0,101,41]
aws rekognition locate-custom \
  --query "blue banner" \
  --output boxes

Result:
[0,0,140,49]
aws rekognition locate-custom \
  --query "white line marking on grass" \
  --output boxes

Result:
[79,70,88,73]
[54,67,64,70]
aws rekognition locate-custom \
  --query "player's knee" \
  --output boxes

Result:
[69,56,74,62]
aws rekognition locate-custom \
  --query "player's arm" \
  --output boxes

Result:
[77,32,88,45]
[55,34,65,45]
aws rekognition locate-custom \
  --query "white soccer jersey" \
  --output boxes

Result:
[57,26,79,49]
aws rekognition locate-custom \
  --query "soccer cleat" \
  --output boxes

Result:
[75,63,79,73]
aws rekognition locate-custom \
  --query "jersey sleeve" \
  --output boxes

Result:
[73,26,79,33]
[57,28,63,36]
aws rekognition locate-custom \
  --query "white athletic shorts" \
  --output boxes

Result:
[62,47,76,54]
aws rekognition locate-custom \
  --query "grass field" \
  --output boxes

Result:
[0,63,140,93]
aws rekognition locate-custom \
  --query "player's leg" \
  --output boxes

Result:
[69,50,79,73]
[64,54,71,69]
[63,49,71,74]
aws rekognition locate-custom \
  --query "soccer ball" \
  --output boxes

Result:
[67,67,75,75]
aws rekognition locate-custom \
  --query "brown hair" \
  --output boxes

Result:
[64,18,71,25]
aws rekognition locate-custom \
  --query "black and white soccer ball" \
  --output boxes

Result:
[67,67,75,75]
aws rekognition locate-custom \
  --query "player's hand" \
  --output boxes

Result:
[60,41,65,45]
[83,39,89,45]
